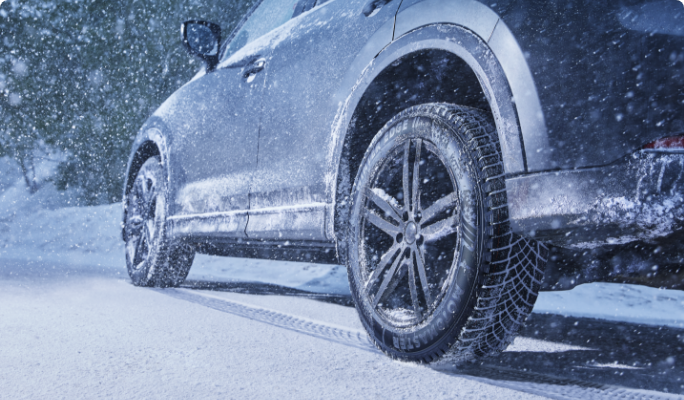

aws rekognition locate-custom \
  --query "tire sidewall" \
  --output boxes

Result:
[347,107,487,360]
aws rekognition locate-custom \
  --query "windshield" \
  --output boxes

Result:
[221,0,300,61]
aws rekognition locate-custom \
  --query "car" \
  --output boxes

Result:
[122,0,684,364]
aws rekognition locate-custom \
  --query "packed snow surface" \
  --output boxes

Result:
[1,261,549,400]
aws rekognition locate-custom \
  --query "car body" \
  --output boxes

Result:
[123,0,684,293]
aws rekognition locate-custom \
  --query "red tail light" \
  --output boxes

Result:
[643,135,684,149]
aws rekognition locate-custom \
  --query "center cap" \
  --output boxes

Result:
[404,221,418,244]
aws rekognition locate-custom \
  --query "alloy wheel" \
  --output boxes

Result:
[359,138,462,328]
[126,169,159,271]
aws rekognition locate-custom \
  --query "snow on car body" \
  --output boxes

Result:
[122,0,684,363]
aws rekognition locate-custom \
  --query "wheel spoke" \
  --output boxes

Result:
[420,192,459,226]
[147,195,158,222]
[408,250,421,318]
[412,139,422,214]
[136,175,148,204]
[402,140,411,213]
[141,174,157,212]
[364,208,401,237]
[133,226,147,266]
[126,215,144,237]
[131,179,143,208]
[133,180,150,220]
[144,191,156,219]
[366,188,402,223]
[422,214,459,242]
[145,219,156,244]
[412,244,432,306]
[372,249,404,308]
[365,244,401,289]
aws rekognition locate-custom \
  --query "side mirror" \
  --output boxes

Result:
[181,20,221,72]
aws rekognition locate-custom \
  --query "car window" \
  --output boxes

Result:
[221,0,300,61]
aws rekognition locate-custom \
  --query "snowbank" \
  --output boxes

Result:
[0,156,123,268]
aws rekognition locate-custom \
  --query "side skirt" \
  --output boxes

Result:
[167,203,339,264]
[192,237,339,264]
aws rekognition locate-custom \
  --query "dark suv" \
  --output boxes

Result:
[122,0,684,363]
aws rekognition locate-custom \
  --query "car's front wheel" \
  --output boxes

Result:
[124,156,194,287]
[346,103,547,364]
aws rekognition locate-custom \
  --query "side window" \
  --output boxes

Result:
[221,0,300,61]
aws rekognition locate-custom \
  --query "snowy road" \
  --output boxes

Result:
[1,258,682,399]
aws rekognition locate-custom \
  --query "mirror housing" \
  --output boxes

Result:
[181,20,221,72]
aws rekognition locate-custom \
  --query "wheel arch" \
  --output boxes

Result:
[394,0,550,172]
[330,22,534,255]
[124,141,161,198]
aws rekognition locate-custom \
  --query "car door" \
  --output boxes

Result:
[163,53,266,242]
[246,0,402,241]
[166,0,300,239]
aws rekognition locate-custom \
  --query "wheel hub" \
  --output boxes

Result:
[404,221,418,244]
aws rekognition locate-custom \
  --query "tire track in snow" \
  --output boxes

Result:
[162,288,682,400]
[163,288,376,353]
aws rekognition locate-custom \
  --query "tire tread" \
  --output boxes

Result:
[390,104,546,364]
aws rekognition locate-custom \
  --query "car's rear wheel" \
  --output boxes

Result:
[124,156,194,287]
[346,103,547,363]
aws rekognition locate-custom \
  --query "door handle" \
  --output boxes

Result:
[243,59,266,79]
[363,0,392,17]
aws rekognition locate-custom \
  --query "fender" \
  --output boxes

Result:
[395,0,550,172]
[328,23,530,239]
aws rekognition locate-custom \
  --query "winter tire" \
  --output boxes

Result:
[124,156,195,287]
[346,103,547,363]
